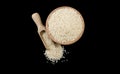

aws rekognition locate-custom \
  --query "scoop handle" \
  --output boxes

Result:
[32,13,45,32]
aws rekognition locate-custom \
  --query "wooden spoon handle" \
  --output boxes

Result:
[32,13,45,32]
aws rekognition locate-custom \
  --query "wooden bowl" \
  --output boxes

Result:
[46,6,85,45]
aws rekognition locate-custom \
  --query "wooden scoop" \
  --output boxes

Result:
[32,13,48,49]
[32,13,62,50]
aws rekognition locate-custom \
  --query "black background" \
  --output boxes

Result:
[3,0,97,72]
